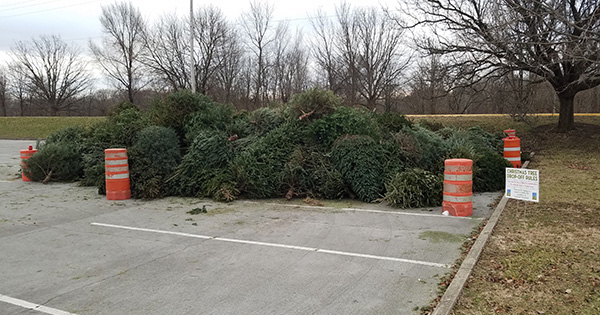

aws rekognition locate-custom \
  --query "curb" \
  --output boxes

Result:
[431,159,532,315]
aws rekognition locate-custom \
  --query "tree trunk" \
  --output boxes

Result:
[594,87,600,113]
[128,87,134,104]
[0,98,6,116]
[366,97,377,111]
[50,105,59,116]
[557,92,575,132]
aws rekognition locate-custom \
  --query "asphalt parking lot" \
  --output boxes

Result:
[0,140,498,314]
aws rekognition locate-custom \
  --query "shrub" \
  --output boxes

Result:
[169,130,234,198]
[435,126,457,140]
[377,112,413,135]
[80,150,105,189]
[394,125,449,173]
[331,135,386,202]
[149,90,214,143]
[308,106,381,149]
[473,148,512,192]
[87,107,149,148]
[226,111,252,139]
[107,101,138,117]
[418,119,445,131]
[444,127,508,192]
[23,126,86,183]
[469,126,504,151]
[129,126,181,199]
[247,107,286,136]
[445,136,478,161]
[79,107,149,190]
[233,123,302,198]
[183,102,234,143]
[288,88,341,122]
[384,168,443,208]
[23,142,83,183]
[202,169,239,202]
[380,139,410,180]
[44,125,86,146]
[283,147,346,199]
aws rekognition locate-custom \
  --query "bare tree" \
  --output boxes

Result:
[142,9,242,104]
[351,6,408,110]
[238,56,255,109]
[276,30,309,103]
[7,62,29,116]
[402,0,600,131]
[0,68,7,116]
[314,4,408,110]
[336,3,359,105]
[194,6,229,95]
[310,8,346,93]
[215,27,244,104]
[447,83,488,114]
[10,35,90,116]
[142,14,190,91]
[241,1,276,107]
[409,56,450,114]
[269,21,290,102]
[90,1,146,104]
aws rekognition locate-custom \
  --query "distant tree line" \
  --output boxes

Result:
[1,0,599,131]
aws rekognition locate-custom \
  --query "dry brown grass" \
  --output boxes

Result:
[452,122,600,314]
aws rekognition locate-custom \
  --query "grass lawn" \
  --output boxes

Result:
[0,117,105,139]
[451,119,600,314]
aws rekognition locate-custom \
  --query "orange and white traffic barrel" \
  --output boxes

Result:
[442,159,473,217]
[504,128,516,138]
[20,145,37,182]
[105,148,131,200]
[503,131,521,168]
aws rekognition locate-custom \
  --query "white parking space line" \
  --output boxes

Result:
[91,222,451,269]
[0,294,77,315]
[243,201,481,220]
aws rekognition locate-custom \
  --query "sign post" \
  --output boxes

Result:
[505,168,539,202]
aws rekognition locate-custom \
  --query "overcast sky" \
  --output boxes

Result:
[0,0,396,62]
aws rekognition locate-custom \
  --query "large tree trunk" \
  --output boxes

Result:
[557,92,575,132]
[366,97,377,111]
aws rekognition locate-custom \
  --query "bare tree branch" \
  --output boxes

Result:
[398,0,600,130]
[90,1,147,104]
[11,35,90,116]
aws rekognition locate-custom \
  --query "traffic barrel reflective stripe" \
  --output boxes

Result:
[444,173,473,181]
[105,148,131,200]
[504,128,516,138]
[443,181,473,194]
[20,145,37,182]
[442,158,473,217]
[443,194,473,203]
[106,172,130,180]
[503,136,522,168]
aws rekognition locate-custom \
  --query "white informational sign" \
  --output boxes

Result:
[505,168,539,202]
